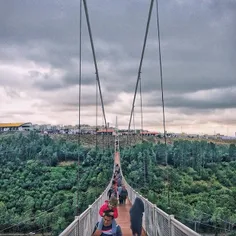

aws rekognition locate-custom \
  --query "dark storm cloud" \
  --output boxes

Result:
[165,95,236,110]
[84,0,235,95]
[0,0,79,44]
[144,86,236,111]
[0,0,235,128]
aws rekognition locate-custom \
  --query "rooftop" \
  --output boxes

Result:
[0,123,25,128]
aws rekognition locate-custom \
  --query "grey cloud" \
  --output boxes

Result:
[2,110,35,116]
[29,70,65,91]
[0,111,36,122]
[0,0,78,44]
[3,87,21,99]
[1,0,235,94]
[144,86,236,111]
[0,0,235,131]
[32,86,117,115]
[213,118,236,126]
[166,96,236,110]
[29,69,95,91]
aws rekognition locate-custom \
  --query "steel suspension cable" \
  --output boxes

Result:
[78,0,82,146]
[102,120,105,154]
[96,78,98,150]
[139,75,144,144]
[139,75,148,184]
[128,0,154,133]
[155,0,167,152]
[76,0,82,217]
[82,0,107,128]
[133,105,136,142]
[155,0,170,208]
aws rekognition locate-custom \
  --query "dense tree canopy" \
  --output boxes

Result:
[0,132,113,235]
[1,132,236,235]
[121,140,236,234]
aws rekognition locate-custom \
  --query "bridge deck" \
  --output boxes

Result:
[115,152,146,235]
[116,200,146,236]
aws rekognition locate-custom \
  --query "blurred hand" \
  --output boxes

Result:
[93,229,102,236]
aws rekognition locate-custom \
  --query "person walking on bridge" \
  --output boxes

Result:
[92,209,122,236]
[97,197,118,234]
[129,197,144,236]
[119,185,128,204]
[107,185,118,199]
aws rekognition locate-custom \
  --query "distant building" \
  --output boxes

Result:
[80,125,96,134]
[140,131,159,136]
[97,129,115,135]
[118,129,137,135]
[0,122,32,132]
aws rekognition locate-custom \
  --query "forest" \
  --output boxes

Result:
[0,132,113,235]
[1,132,236,235]
[121,140,236,235]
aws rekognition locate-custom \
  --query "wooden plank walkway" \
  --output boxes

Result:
[116,200,146,236]
[115,152,146,236]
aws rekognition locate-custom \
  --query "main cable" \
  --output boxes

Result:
[76,0,83,217]
[155,0,167,153]
[139,74,148,184]
[155,0,169,209]
[133,105,136,142]
[139,74,144,144]
[96,77,98,150]
[127,0,154,133]
[82,0,107,128]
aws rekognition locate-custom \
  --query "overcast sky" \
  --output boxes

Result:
[0,0,235,135]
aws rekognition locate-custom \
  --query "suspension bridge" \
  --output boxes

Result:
[59,134,201,236]
[60,0,202,235]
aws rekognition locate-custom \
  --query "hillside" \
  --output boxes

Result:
[49,133,236,148]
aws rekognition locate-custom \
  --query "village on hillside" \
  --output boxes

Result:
[0,122,236,141]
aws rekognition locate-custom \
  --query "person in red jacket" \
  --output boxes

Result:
[99,197,118,218]
[97,197,118,234]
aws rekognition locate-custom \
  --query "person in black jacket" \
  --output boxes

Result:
[129,197,144,236]
[107,186,118,199]
[119,185,128,204]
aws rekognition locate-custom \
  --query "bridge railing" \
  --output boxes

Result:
[59,168,114,236]
[123,178,201,236]
[60,152,201,236]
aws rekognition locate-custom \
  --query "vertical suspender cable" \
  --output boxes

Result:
[139,75,144,143]
[128,0,154,133]
[155,0,169,208]
[107,123,110,151]
[133,105,136,142]
[83,0,107,128]
[102,122,105,154]
[96,76,98,151]
[76,0,82,217]
[126,129,130,146]
[155,0,167,153]
[139,75,147,184]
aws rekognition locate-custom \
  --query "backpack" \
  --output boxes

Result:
[108,188,117,198]
[111,190,117,198]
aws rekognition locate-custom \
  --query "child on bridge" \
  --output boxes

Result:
[97,197,118,234]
